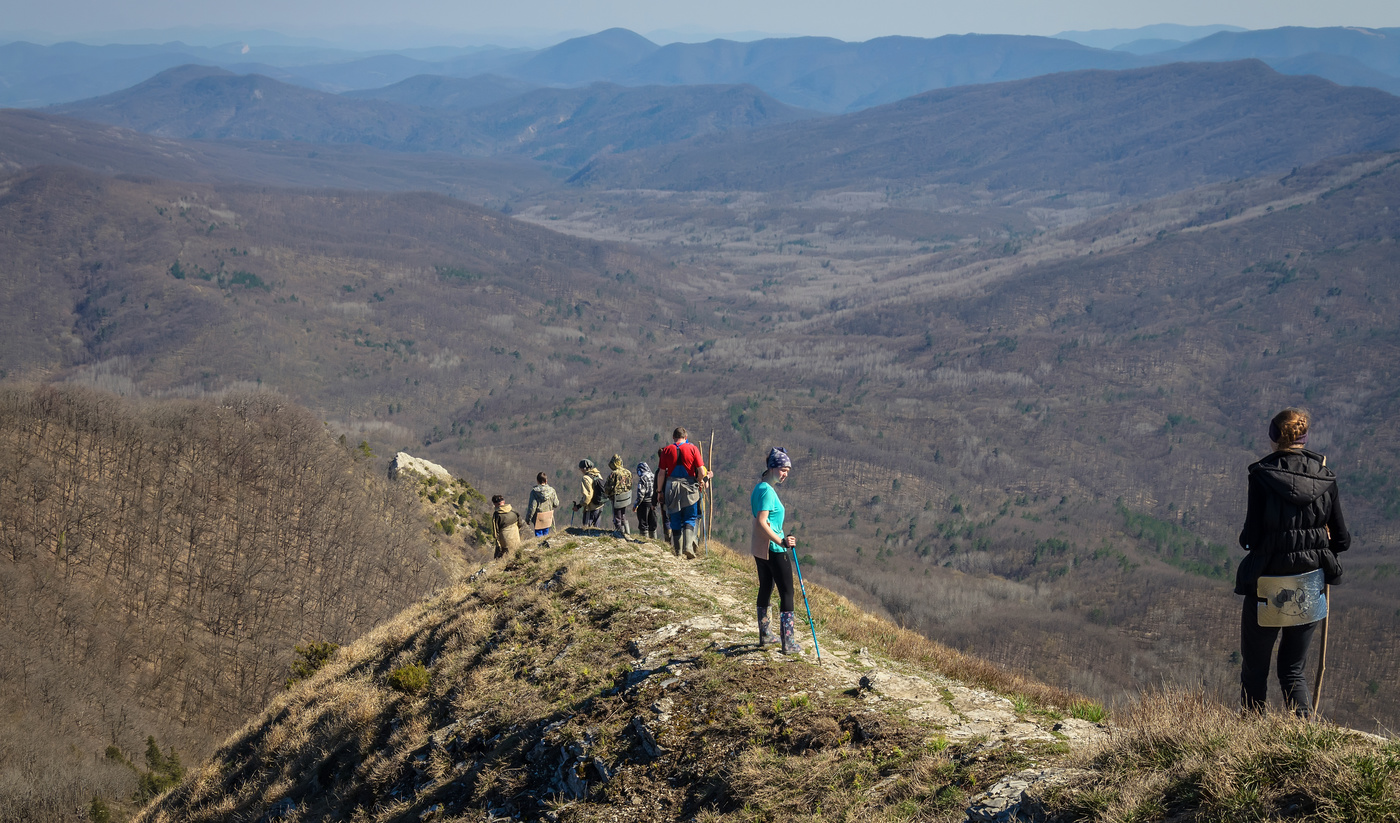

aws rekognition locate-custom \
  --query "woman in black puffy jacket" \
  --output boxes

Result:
[1236,407,1350,716]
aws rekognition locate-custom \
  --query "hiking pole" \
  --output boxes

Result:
[789,538,822,664]
[1313,584,1330,715]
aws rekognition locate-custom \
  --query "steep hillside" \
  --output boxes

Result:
[134,533,1400,822]
[0,164,707,419]
[570,60,1400,196]
[0,385,477,823]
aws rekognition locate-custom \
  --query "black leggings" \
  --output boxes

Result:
[1241,596,1318,715]
[636,502,658,533]
[756,552,795,612]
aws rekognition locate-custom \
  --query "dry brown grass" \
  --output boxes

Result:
[133,535,1081,823]
[1050,688,1400,822]
[701,541,1087,715]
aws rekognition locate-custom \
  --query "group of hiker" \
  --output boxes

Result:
[489,426,809,656]
[487,405,1355,688]
[489,427,713,560]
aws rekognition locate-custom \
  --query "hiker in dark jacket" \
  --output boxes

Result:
[654,447,672,545]
[525,473,560,538]
[634,461,658,539]
[1236,407,1350,716]
[491,494,523,559]
[573,459,605,530]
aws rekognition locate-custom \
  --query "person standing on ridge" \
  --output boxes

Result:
[634,460,658,539]
[604,454,634,537]
[752,447,800,654]
[573,459,606,532]
[490,494,522,559]
[525,472,560,540]
[655,446,672,545]
[1236,407,1349,717]
[659,427,708,559]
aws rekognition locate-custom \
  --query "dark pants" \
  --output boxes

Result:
[756,552,795,612]
[636,502,658,534]
[581,508,601,528]
[1241,596,1318,715]
[611,504,628,533]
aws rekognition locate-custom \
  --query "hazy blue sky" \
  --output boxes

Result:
[6,0,1400,46]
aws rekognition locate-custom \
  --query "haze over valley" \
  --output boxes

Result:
[4,13,1400,822]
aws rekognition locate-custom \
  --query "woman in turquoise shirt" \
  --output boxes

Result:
[751,447,800,654]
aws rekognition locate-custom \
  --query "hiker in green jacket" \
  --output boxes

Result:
[573,459,605,531]
[604,454,634,537]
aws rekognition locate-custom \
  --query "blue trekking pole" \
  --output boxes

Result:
[789,538,821,663]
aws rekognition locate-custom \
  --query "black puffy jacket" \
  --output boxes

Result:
[1235,448,1350,596]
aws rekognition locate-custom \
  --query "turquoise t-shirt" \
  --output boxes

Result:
[751,481,786,553]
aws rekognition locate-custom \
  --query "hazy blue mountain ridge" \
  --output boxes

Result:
[1054,23,1247,50]
[342,73,541,110]
[8,26,1400,114]
[569,60,1400,196]
[1150,26,1400,75]
[46,64,816,166]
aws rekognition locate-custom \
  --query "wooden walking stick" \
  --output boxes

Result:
[1313,583,1330,715]
[705,430,715,557]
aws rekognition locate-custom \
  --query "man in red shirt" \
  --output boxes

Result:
[658,427,709,558]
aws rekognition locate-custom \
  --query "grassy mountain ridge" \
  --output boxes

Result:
[132,533,1400,822]
[0,384,474,823]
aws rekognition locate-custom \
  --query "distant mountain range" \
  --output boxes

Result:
[570,60,1400,197]
[5,25,1399,113]
[36,58,1400,200]
[47,64,815,166]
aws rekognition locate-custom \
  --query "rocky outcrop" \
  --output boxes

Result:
[388,451,453,482]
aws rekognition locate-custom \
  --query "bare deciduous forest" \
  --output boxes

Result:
[0,385,459,822]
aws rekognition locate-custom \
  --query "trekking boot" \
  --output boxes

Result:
[670,530,683,557]
[758,608,777,646]
[682,525,698,559]
[779,612,802,656]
